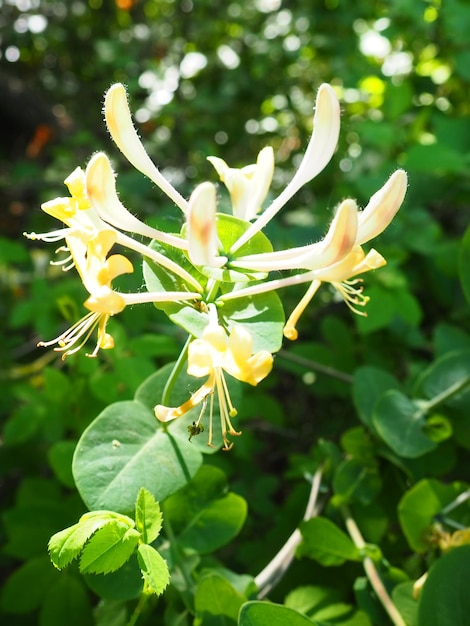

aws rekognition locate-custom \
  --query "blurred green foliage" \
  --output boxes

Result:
[1,0,470,625]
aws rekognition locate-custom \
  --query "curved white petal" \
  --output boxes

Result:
[231,83,340,253]
[232,199,358,272]
[86,153,187,249]
[357,169,407,245]
[104,83,188,214]
[187,182,226,267]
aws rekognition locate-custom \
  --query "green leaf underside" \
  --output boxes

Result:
[352,366,401,430]
[239,601,317,625]
[373,390,437,458]
[135,488,163,545]
[164,465,247,553]
[137,544,170,596]
[418,546,470,626]
[195,573,246,621]
[79,522,140,574]
[297,517,360,565]
[73,400,202,512]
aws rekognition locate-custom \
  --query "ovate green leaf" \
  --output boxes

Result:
[398,479,467,552]
[418,546,470,626]
[135,488,163,545]
[239,601,317,626]
[164,465,247,553]
[194,572,245,624]
[373,390,437,458]
[79,522,140,574]
[73,400,202,512]
[137,544,170,596]
[298,517,360,566]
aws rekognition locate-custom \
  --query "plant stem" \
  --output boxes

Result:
[255,466,323,598]
[341,505,407,626]
[162,506,194,594]
[278,349,354,384]
[161,335,191,406]
[126,592,150,626]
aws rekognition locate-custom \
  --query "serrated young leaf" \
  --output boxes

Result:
[137,544,170,596]
[80,510,135,525]
[79,521,140,575]
[135,488,163,545]
[48,516,110,570]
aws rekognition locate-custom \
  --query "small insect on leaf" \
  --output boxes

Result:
[188,421,204,442]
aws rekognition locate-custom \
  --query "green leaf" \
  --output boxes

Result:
[49,512,132,571]
[79,521,140,574]
[0,556,60,614]
[93,599,128,626]
[218,291,285,353]
[398,479,467,552]
[48,516,110,570]
[284,585,369,623]
[39,575,93,626]
[373,390,437,458]
[164,465,247,553]
[297,517,360,566]
[73,400,202,512]
[185,213,272,282]
[352,366,400,431]
[194,572,245,624]
[239,601,317,626]
[459,223,470,306]
[418,546,470,626]
[137,544,170,596]
[333,458,382,506]
[392,582,418,626]
[414,350,470,412]
[84,555,144,601]
[135,488,163,545]
[47,441,76,488]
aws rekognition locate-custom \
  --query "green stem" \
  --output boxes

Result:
[161,336,191,406]
[162,505,195,600]
[278,349,353,384]
[126,592,150,626]
[341,506,407,626]
[421,375,470,413]
[205,278,221,302]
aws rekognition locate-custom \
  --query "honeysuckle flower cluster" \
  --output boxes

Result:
[27,81,407,449]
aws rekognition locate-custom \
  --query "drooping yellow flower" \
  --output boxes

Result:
[208,146,275,221]
[38,229,201,359]
[38,229,133,358]
[155,305,273,450]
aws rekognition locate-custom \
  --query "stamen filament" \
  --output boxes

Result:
[283,280,321,340]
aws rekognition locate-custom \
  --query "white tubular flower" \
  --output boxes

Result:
[220,170,408,340]
[230,83,341,254]
[208,146,275,221]
[231,199,359,272]
[104,83,189,214]
[187,182,227,267]
[356,169,408,245]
